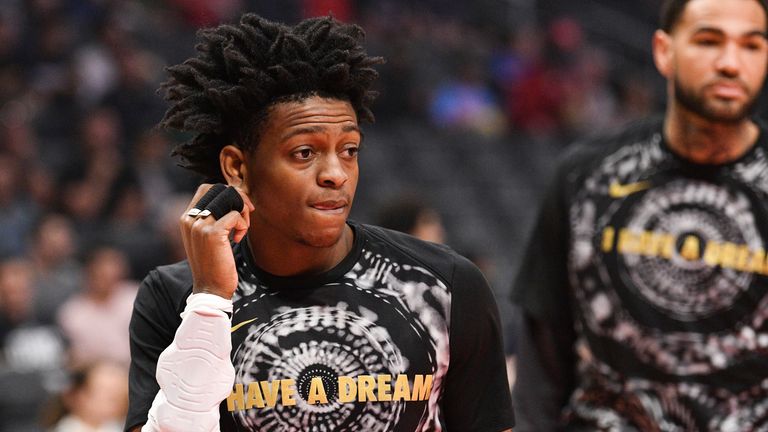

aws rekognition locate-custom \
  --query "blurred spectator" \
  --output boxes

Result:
[29,213,82,324]
[156,193,195,264]
[56,247,136,367]
[0,9,21,68]
[1,98,40,162]
[98,181,168,279]
[57,107,131,245]
[102,46,165,145]
[26,14,76,98]
[0,257,67,432]
[100,129,185,278]
[72,19,120,108]
[0,153,38,258]
[375,197,446,244]
[26,164,58,211]
[78,106,125,180]
[430,63,507,136]
[614,73,658,126]
[301,0,355,22]
[132,130,194,221]
[559,47,619,136]
[43,361,128,432]
[165,0,243,27]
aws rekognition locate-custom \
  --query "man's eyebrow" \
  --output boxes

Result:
[692,26,768,39]
[746,30,768,39]
[342,124,361,134]
[691,26,725,36]
[281,124,361,141]
[282,125,324,141]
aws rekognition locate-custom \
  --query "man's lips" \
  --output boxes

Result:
[708,81,747,99]
[310,200,348,212]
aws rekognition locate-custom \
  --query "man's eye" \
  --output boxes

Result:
[344,147,360,157]
[694,38,719,46]
[745,40,767,51]
[294,148,313,160]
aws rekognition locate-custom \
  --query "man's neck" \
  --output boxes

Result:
[246,224,354,278]
[664,105,759,165]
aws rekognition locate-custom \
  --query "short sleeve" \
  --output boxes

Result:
[509,152,582,431]
[510,166,572,321]
[440,255,515,431]
[124,269,186,431]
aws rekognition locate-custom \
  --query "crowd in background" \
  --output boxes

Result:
[0,0,668,430]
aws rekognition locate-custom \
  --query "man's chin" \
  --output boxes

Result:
[702,106,751,124]
[679,99,751,124]
[674,80,757,124]
[300,224,348,248]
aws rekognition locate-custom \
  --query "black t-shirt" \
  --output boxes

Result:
[513,116,768,431]
[126,222,514,431]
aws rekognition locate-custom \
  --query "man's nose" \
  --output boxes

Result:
[317,155,348,188]
[715,42,742,78]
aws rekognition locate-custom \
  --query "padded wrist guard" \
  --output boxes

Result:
[142,293,235,432]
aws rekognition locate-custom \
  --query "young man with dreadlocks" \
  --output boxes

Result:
[125,14,514,432]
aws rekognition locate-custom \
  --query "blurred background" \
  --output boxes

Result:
[0,0,757,429]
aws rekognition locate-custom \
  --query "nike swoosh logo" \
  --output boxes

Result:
[231,317,257,333]
[609,181,651,198]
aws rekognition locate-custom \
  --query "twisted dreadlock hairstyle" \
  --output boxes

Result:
[160,14,384,181]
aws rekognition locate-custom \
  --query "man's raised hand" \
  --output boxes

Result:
[180,184,255,299]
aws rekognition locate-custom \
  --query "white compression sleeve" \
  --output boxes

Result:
[142,293,235,432]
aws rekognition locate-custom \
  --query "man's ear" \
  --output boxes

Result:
[652,29,673,79]
[220,145,249,193]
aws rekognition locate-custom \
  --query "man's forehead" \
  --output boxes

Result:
[676,0,767,34]
[252,96,361,146]
[268,96,359,130]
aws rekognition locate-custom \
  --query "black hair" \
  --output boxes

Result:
[160,14,384,181]
[40,366,91,428]
[40,362,126,428]
[660,0,768,32]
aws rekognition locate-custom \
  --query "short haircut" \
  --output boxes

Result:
[660,0,768,32]
[160,14,384,180]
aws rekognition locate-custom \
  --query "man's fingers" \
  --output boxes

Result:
[181,184,220,261]
[237,187,255,213]
[209,209,249,245]
[188,211,249,249]
[186,183,227,216]
[184,184,215,212]
[178,183,250,299]
[180,184,253,257]
[219,211,250,243]
[204,187,244,220]
[182,184,253,217]
[231,187,253,231]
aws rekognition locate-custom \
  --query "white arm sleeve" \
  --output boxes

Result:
[141,293,235,432]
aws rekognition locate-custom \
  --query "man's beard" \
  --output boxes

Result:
[674,75,759,124]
